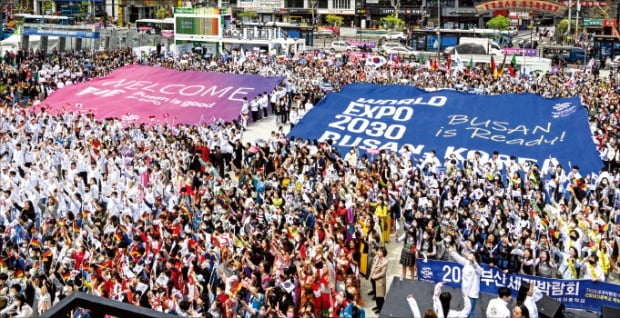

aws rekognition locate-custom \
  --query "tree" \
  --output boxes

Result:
[325,14,344,27]
[155,8,172,19]
[42,0,55,14]
[381,15,404,30]
[390,0,401,20]
[486,15,510,31]
[556,18,577,42]
[237,10,257,22]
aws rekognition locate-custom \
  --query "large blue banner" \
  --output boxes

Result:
[289,84,602,176]
[417,258,620,313]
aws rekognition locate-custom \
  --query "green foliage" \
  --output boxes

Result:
[325,14,344,27]
[486,15,510,30]
[236,10,257,22]
[381,15,404,30]
[42,0,54,11]
[155,8,173,19]
[556,18,576,37]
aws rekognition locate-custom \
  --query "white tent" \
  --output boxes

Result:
[1,34,60,53]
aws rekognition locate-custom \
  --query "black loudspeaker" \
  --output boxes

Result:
[602,306,620,318]
[537,295,565,318]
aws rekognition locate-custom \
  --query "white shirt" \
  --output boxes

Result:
[486,298,511,318]
[450,251,483,299]
[524,287,543,318]
[432,283,472,318]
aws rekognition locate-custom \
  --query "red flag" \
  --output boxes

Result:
[508,65,516,77]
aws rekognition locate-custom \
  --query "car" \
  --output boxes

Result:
[330,41,358,52]
[313,29,334,38]
[2,28,14,40]
[444,43,488,55]
[380,41,405,52]
[381,32,406,42]
[605,56,620,70]
[383,46,422,61]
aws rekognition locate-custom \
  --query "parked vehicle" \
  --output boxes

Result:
[445,43,488,55]
[606,56,620,70]
[381,32,406,41]
[541,45,588,64]
[383,46,422,61]
[380,41,405,52]
[330,40,358,52]
[314,29,335,38]
[457,37,503,55]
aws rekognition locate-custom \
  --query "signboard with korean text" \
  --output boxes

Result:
[475,0,568,15]
[418,258,620,312]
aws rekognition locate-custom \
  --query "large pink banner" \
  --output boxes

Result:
[42,65,284,124]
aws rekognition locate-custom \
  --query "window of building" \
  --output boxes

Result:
[286,0,304,7]
[333,0,351,9]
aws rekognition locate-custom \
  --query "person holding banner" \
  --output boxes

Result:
[449,247,482,318]
[582,254,606,282]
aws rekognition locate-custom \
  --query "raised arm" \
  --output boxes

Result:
[407,294,422,318]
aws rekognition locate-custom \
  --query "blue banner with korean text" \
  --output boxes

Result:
[289,84,602,177]
[417,258,620,313]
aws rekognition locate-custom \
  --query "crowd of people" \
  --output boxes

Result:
[0,45,618,318]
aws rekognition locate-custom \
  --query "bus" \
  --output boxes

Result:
[15,14,76,26]
[540,45,588,65]
[592,35,620,63]
[136,18,174,37]
[410,28,517,52]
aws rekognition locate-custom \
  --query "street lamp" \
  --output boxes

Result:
[311,0,318,27]
[436,0,441,60]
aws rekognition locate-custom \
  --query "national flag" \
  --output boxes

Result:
[82,263,92,272]
[73,221,80,233]
[446,54,452,71]
[419,54,425,65]
[15,269,24,278]
[468,56,474,70]
[130,248,141,258]
[509,54,517,77]
[491,55,497,77]
[453,49,464,72]
[498,54,507,77]
[149,115,156,121]
[30,237,42,249]
[100,259,114,269]
[81,210,90,218]
[42,249,53,262]
[550,229,560,239]
[62,271,71,281]
[0,259,6,269]
[586,58,596,71]
[113,232,123,242]
[600,223,610,232]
